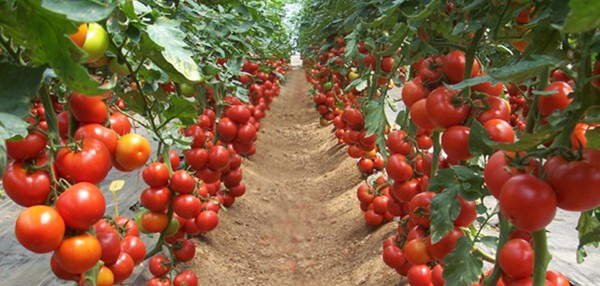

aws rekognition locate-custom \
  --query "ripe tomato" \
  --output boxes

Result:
[364,209,383,226]
[196,210,219,232]
[402,77,429,108]
[15,206,65,253]
[454,196,477,227]
[237,123,257,144]
[390,179,419,203]
[170,170,197,194]
[484,119,515,143]
[499,174,557,231]
[6,130,47,161]
[109,112,131,136]
[484,151,537,198]
[538,81,573,117]
[55,138,112,184]
[223,168,243,188]
[363,54,376,70]
[543,148,600,211]
[50,254,79,281]
[408,192,435,228]
[120,236,146,265]
[172,238,196,262]
[140,211,169,233]
[54,234,102,273]
[476,96,511,123]
[383,244,406,269]
[96,231,121,265]
[404,239,432,265]
[74,124,118,155]
[431,264,446,286]
[69,92,109,124]
[114,133,151,171]
[106,252,135,284]
[217,117,238,142]
[407,264,432,286]
[173,270,198,286]
[82,23,109,63]
[2,161,51,207]
[410,98,437,130]
[546,270,569,286]
[208,145,230,171]
[227,105,252,124]
[143,162,170,187]
[56,182,106,230]
[417,56,443,83]
[140,186,172,212]
[427,227,463,262]
[426,86,469,128]
[173,194,202,219]
[472,74,504,96]
[387,130,413,155]
[381,56,395,72]
[148,277,172,286]
[342,108,364,130]
[498,239,534,279]
[149,255,171,277]
[95,266,114,286]
[441,125,472,161]
[442,50,480,83]
[115,216,141,237]
[386,154,413,183]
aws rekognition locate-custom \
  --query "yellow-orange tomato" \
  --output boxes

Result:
[69,23,87,47]
[115,133,151,171]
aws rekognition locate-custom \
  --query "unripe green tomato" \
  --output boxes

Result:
[108,58,130,76]
[323,82,333,90]
[179,83,196,98]
[83,23,109,63]
[165,217,180,236]
[134,210,150,234]
[348,70,360,81]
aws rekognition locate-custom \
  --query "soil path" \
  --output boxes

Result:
[190,68,402,286]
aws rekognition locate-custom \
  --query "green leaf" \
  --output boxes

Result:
[427,168,456,193]
[364,98,388,158]
[577,210,600,263]
[0,64,44,118]
[146,17,203,82]
[446,75,492,90]
[164,96,198,126]
[453,165,485,200]
[479,235,498,249]
[488,55,563,83]
[117,91,145,115]
[562,0,600,33]
[443,237,483,286]
[0,140,6,177]
[345,78,367,92]
[468,121,494,157]
[430,187,461,243]
[41,0,118,22]
[0,113,29,140]
[586,128,600,149]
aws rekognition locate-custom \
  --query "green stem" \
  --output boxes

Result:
[430,129,441,178]
[39,85,62,200]
[532,229,551,286]
[525,67,550,134]
[463,28,485,97]
[484,213,513,286]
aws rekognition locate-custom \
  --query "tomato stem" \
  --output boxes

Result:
[430,129,441,177]
[524,67,549,134]
[484,213,512,286]
[532,229,551,286]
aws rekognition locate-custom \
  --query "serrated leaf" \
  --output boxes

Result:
[488,55,563,83]
[479,236,498,249]
[577,210,600,263]
[41,0,117,22]
[562,0,600,33]
[446,75,492,90]
[468,120,494,157]
[164,96,198,126]
[146,17,203,82]
[345,78,367,92]
[428,168,456,192]
[0,64,44,117]
[443,237,483,286]
[430,187,461,243]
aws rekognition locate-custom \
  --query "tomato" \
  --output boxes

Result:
[342,108,364,130]
[173,194,202,219]
[82,23,108,63]
[371,195,390,214]
[237,123,258,144]
[404,239,432,265]
[386,130,413,155]
[389,179,419,203]
[115,216,141,237]
[109,112,132,136]
[484,119,515,143]
[383,244,406,269]
[476,96,511,123]
[170,170,197,194]
[2,161,51,207]
[56,138,112,184]
[106,252,135,284]
[499,174,557,231]
[69,92,108,124]
[197,166,221,184]
[472,74,504,96]
[95,266,115,286]
[357,184,375,203]
[69,23,87,47]
[386,154,413,183]
[54,234,102,273]
[6,130,47,161]
[148,277,172,286]
[173,270,198,286]
[74,124,118,155]
[546,270,569,286]
[431,264,446,286]
[417,56,443,83]
[227,105,252,124]
[96,231,121,265]
[143,162,170,187]
[408,192,435,228]
[538,81,573,117]
[50,254,79,281]
[120,235,146,265]
[15,206,65,253]
[217,117,238,142]
[410,98,436,130]
[407,264,432,286]
[115,133,151,171]
[427,227,463,262]
[223,168,243,188]
[442,50,480,83]
[229,183,246,197]
[56,182,105,230]
[484,151,537,199]
[141,211,169,233]
[454,196,477,227]
[208,145,230,171]
[364,209,383,226]
[426,86,469,128]
[149,254,171,277]
[381,56,395,72]
[140,186,172,212]
[499,238,534,279]
[442,125,472,161]
[196,210,219,232]
[543,148,600,211]
[363,53,376,69]
[172,238,196,262]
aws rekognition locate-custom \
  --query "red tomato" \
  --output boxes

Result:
[499,239,534,279]
[109,112,131,136]
[407,264,432,286]
[538,81,573,117]
[426,86,469,128]
[149,255,171,277]
[381,56,395,72]
[476,96,511,123]
[56,182,106,230]
[208,145,230,171]
[143,162,170,187]
[546,270,569,286]
[484,119,515,143]
[114,216,140,237]
[148,277,171,286]
[402,77,430,108]
[195,210,219,232]
[454,196,477,227]
[96,231,121,265]
[170,170,197,194]
[390,179,419,203]
[409,192,435,228]
[15,206,65,253]
[237,123,257,144]
[69,92,109,124]
[363,54,376,69]
[106,252,134,284]
[114,133,151,171]
[74,123,118,155]
[386,154,413,183]
[6,131,47,161]
[364,209,383,226]
[387,130,413,155]
[217,117,238,142]
[50,254,79,281]
[404,239,432,265]
[173,194,202,219]
[383,244,406,269]
[140,211,169,233]
[140,186,172,212]
[55,138,112,184]
[442,50,480,83]
[54,234,102,273]
[2,161,51,207]
[120,236,146,265]
[441,125,472,161]
[484,151,537,198]
[432,264,446,286]
[499,174,557,231]
[472,74,504,96]
[173,270,198,286]
[172,238,196,262]
[410,98,437,130]
[417,56,443,83]
[427,227,463,262]
[227,105,252,124]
